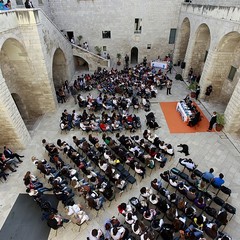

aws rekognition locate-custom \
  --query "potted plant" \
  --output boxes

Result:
[94,46,102,56]
[216,113,225,131]
[77,35,83,46]
[175,73,183,81]
[188,82,198,98]
[117,53,122,65]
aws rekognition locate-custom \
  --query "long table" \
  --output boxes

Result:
[176,101,192,122]
[151,60,168,69]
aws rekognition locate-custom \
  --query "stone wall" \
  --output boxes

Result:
[45,0,183,64]
[173,3,240,133]
[0,9,74,148]
[191,0,240,7]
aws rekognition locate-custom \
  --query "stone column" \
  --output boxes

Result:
[0,76,31,149]
[224,74,240,133]
[180,33,196,79]
[198,48,216,99]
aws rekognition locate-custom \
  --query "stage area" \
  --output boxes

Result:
[160,101,210,133]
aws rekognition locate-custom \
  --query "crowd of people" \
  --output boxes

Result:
[87,162,232,240]
[1,57,231,239]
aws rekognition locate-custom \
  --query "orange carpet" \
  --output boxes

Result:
[160,102,210,133]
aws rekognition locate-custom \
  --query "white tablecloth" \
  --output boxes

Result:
[151,61,168,69]
[176,102,192,122]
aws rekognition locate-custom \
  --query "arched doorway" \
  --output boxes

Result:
[131,47,138,64]
[210,32,240,103]
[178,18,190,64]
[190,24,211,77]
[52,48,67,90]
[74,56,89,71]
[0,38,40,119]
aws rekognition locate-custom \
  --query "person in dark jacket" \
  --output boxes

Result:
[208,111,217,131]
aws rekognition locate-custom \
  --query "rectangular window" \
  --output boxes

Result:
[228,66,237,81]
[169,28,177,44]
[147,44,151,50]
[16,0,23,5]
[134,18,142,34]
[204,50,208,62]
[102,31,111,39]
[103,46,107,51]
[38,0,43,5]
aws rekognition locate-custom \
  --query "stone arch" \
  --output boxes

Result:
[74,56,89,71]
[11,93,29,120]
[210,31,240,103]
[191,23,211,77]
[131,47,138,64]
[52,48,67,89]
[178,17,190,63]
[0,38,41,120]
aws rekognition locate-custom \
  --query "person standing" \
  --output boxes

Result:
[70,86,78,104]
[166,80,172,95]
[208,111,217,131]
[167,60,173,74]
[125,54,129,68]
[25,0,34,8]
[205,85,213,100]
[143,57,147,67]
[195,85,200,100]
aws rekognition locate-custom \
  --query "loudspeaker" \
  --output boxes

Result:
[181,62,186,69]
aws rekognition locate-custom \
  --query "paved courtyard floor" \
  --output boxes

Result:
[0,68,240,240]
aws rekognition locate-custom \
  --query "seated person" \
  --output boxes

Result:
[131,220,146,235]
[140,187,152,199]
[185,206,196,219]
[160,170,170,182]
[185,186,198,201]
[54,188,75,203]
[65,203,89,225]
[118,202,134,216]
[60,118,70,131]
[215,209,228,227]
[99,121,112,132]
[88,134,99,146]
[86,194,105,210]
[110,226,128,240]
[143,208,157,221]
[0,158,17,173]
[3,146,24,162]
[88,228,104,240]
[202,168,214,182]
[169,175,179,188]
[212,173,225,188]
[134,163,146,178]
[80,121,92,132]
[160,142,174,156]
[204,222,218,239]
[42,139,59,155]
[125,212,138,225]
[0,169,9,181]
[146,119,160,129]
[184,224,204,239]
[188,173,199,186]
[0,153,19,168]
[154,152,167,164]
[115,179,127,191]
[179,158,196,170]
[31,156,47,166]
[47,213,69,229]
[166,206,178,222]
[151,178,162,191]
